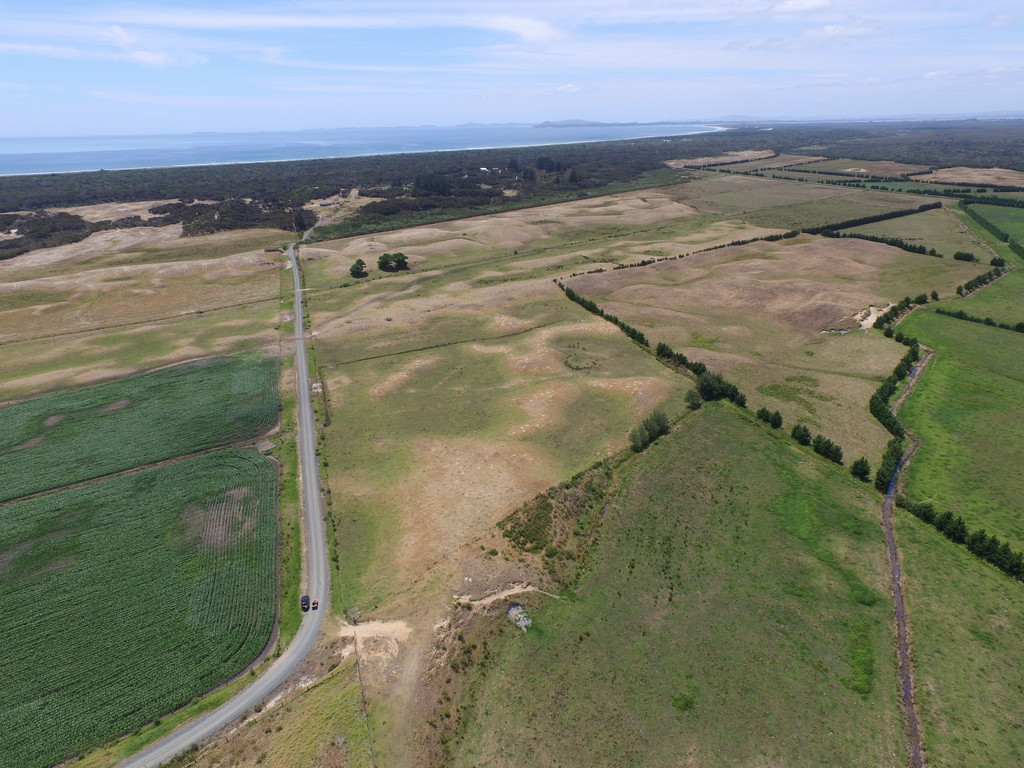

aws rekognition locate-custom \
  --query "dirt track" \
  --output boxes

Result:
[882,347,933,768]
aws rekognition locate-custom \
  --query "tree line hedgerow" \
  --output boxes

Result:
[897,497,1024,581]
[934,306,1024,334]
[558,283,648,347]
[801,202,941,236]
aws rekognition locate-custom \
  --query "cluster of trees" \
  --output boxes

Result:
[559,283,648,347]
[803,202,941,236]
[788,424,843,464]
[148,199,317,235]
[953,251,978,262]
[655,342,709,377]
[376,252,408,271]
[811,434,844,465]
[957,267,1005,296]
[756,407,783,429]
[935,307,1024,334]
[897,497,1024,580]
[628,410,670,452]
[697,371,747,408]
[869,339,920,439]
[875,437,906,493]
[0,211,93,260]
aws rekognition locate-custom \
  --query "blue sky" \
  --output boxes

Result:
[2,1,1022,137]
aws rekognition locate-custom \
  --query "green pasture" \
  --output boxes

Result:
[969,204,1024,242]
[0,450,278,768]
[954,269,1024,324]
[897,311,1024,547]
[0,354,279,501]
[844,208,986,258]
[454,406,901,767]
[896,514,1024,767]
[740,190,928,231]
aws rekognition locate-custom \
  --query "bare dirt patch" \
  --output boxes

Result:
[49,200,177,223]
[666,150,776,167]
[98,398,130,413]
[368,355,441,398]
[42,414,66,427]
[9,435,45,452]
[181,488,254,552]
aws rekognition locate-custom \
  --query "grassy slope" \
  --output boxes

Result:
[897,310,1024,547]
[971,204,1024,241]
[0,450,277,768]
[896,515,1024,767]
[0,354,279,501]
[845,208,985,258]
[454,405,901,767]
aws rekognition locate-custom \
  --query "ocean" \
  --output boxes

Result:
[0,123,718,176]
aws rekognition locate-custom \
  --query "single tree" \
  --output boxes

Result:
[684,388,703,410]
[930,290,939,301]
[769,410,783,429]
[851,457,872,482]
[349,258,366,278]
[791,424,812,446]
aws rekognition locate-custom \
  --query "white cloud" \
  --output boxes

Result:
[774,0,833,13]
[988,13,1018,28]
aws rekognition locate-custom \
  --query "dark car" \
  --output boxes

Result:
[301,595,310,612]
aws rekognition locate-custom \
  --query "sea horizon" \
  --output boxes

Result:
[0,122,721,177]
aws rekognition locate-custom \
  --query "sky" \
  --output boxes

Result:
[1,0,1022,137]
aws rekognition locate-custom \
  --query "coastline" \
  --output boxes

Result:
[0,124,724,178]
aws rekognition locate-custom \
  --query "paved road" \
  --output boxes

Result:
[118,243,330,768]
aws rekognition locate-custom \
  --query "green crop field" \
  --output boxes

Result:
[454,406,901,767]
[844,208,986,258]
[969,204,1024,241]
[0,354,279,502]
[0,450,277,768]
[896,310,1024,548]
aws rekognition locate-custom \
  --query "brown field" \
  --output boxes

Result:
[49,199,178,222]
[909,166,1024,186]
[564,235,982,461]
[0,226,288,400]
[710,153,828,171]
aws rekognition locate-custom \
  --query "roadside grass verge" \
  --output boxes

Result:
[0,353,279,502]
[897,311,1024,548]
[895,514,1024,768]
[453,406,901,767]
[0,450,278,768]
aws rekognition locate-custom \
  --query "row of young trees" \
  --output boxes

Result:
[934,307,1024,334]
[559,283,649,347]
[897,497,1024,581]
[803,202,942,236]
[823,230,941,257]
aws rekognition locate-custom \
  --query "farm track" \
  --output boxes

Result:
[883,347,933,768]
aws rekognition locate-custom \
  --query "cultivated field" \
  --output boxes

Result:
[0,450,278,768]
[454,406,901,766]
[0,354,279,502]
[956,268,1024,322]
[897,310,1024,548]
